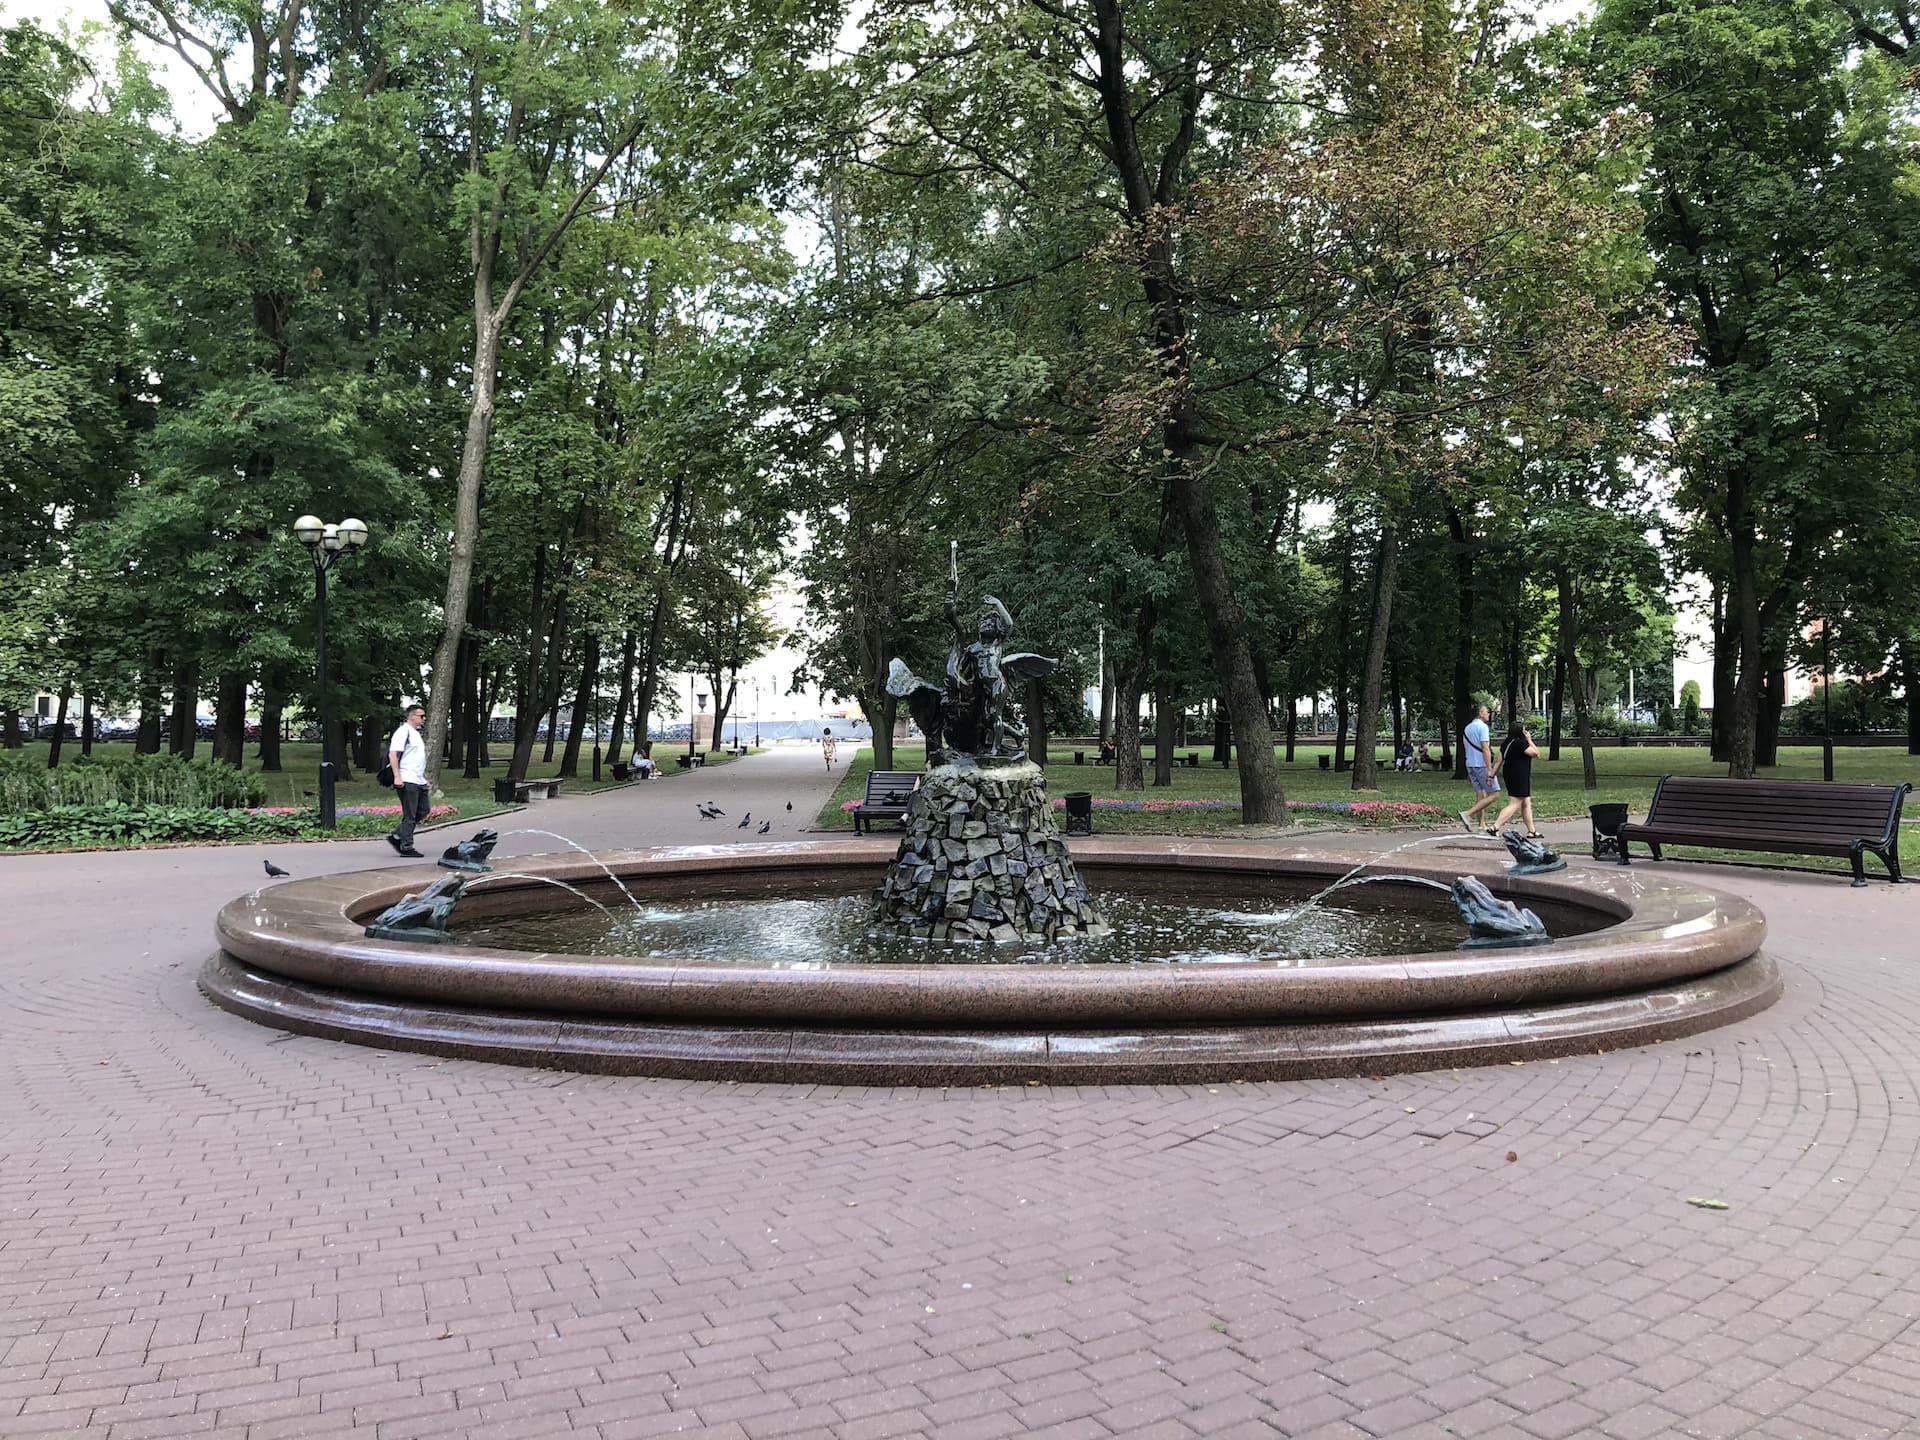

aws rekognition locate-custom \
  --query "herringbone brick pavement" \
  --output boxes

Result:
[3,759,1918,1437]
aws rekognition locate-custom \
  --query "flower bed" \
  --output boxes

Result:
[250,805,458,820]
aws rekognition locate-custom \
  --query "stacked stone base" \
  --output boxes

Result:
[876,759,1108,945]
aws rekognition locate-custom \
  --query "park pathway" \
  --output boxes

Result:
[3,760,1920,1439]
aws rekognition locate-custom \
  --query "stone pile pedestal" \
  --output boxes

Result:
[876,758,1108,944]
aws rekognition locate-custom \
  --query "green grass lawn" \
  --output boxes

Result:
[815,740,1920,845]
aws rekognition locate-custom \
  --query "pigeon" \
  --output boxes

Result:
[737,814,751,829]
[786,801,793,811]
[758,821,771,834]
[263,860,290,878]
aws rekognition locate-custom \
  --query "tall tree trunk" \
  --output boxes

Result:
[1284,684,1298,762]
[1502,605,1522,730]
[470,671,496,775]
[258,675,284,772]
[329,717,355,784]
[212,672,247,767]
[706,672,734,755]
[80,691,93,758]
[424,312,500,786]
[46,685,72,768]
[1557,570,1597,789]
[606,629,637,767]
[1904,641,1919,756]
[1027,679,1050,765]
[508,548,552,781]
[361,711,385,773]
[1710,583,1736,763]
[560,632,598,778]
[1152,676,1176,787]
[446,630,470,768]
[1350,526,1398,790]
[542,672,563,763]
[1114,663,1146,790]
[854,691,895,771]
[1097,649,1113,747]
[1726,468,1763,778]
[169,658,198,757]
[458,637,482,778]
[136,654,163,754]
[1389,660,1404,756]
[1756,661,1785,768]
[1444,503,1475,780]
[1549,651,1565,761]
[1087,2,1284,823]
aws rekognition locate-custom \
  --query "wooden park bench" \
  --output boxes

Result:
[1619,776,1911,886]
[674,752,705,770]
[851,770,922,834]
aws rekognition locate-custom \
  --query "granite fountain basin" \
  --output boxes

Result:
[203,838,1776,1084]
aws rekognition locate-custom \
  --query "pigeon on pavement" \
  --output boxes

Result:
[263,860,290,878]
[786,801,793,811]
[736,813,751,829]
[758,821,771,834]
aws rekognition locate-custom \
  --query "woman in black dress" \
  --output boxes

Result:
[1489,720,1541,837]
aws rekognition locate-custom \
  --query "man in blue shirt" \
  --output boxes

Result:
[1459,703,1501,834]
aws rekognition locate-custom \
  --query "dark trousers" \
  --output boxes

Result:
[391,783,432,847]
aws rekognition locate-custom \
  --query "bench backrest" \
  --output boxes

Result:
[1646,776,1910,845]
[862,771,922,807]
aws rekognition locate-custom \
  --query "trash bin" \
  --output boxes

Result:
[1064,792,1094,837]
[1590,803,1630,862]
[1318,754,1330,770]
[492,777,517,804]
[1074,751,1085,765]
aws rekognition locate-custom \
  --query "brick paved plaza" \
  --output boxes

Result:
[4,749,1919,1439]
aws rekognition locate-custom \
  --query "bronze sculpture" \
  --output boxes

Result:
[887,542,1056,765]
[364,873,468,943]
[1449,876,1549,947]
[1499,829,1566,876]
[439,828,499,874]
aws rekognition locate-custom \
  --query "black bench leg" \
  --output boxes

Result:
[1617,836,1631,866]
[1876,842,1902,884]
[1849,843,1867,888]
[1647,842,1662,861]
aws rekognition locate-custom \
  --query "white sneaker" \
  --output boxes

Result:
[1459,809,1475,833]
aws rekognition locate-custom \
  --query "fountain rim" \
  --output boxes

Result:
[212,838,1764,1028]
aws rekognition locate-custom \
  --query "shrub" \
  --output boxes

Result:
[0,803,303,850]
[1679,680,1702,734]
[0,754,267,815]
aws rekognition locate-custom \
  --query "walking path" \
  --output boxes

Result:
[4,750,1920,1439]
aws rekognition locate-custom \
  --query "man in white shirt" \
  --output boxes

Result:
[1459,702,1501,834]
[387,703,430,857]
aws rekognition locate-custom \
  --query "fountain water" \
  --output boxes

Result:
[502,829,645,913]
[466,872,616,920]
[1271,832,1487,925]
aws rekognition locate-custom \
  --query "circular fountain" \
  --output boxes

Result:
[203,836,1776,1084]
[204,565,1775,1083]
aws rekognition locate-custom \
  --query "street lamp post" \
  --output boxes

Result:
[291,515,369,828]
[689,676,707,760]
[753,680,760,747]
[1822,617,1835,783]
